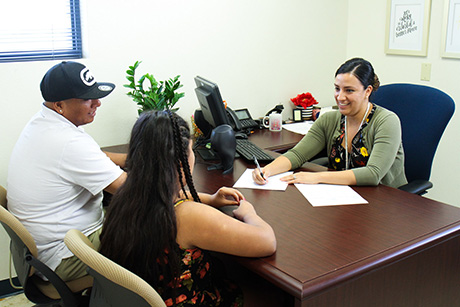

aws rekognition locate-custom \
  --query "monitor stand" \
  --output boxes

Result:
[195,147,218,161]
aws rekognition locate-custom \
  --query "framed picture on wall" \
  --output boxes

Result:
[385,0,432,56]
[441,0,460,59]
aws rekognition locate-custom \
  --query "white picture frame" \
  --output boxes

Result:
[385,0,432,56]
[441,0,460,59]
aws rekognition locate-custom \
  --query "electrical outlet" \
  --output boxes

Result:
[421,63,431,81]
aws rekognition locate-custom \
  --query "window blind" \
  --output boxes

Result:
[0,0,82,63]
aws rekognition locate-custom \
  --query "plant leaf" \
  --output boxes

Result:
[126,61,184,112]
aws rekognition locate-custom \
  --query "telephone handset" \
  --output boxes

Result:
[226,107,242,131]
[226,107,259,132]
[265,104,284,116]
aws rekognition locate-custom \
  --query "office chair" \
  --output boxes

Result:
[0,185,93,307]
[370,83,455,195]
[64,229,166,307]
[0,185,6,209]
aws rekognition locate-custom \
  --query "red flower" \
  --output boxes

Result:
[199,267,207,279]
[191,295,199,304]
[182,253,192,265]
[290,92,318,109]
[180,270,192,281]
[198,262,210,279]
[176,294,187,304]
[191,249,202,260]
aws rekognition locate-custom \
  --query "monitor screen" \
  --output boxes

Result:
[194,76,229,128]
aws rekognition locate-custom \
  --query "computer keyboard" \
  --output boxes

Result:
[236,139,274,162]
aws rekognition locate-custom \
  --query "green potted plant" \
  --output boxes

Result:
[124,61,185,114]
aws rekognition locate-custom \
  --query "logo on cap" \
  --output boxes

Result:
[80,68,96,87]
[99,85,113,92]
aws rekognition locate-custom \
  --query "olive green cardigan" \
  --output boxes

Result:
[283,105,407,188]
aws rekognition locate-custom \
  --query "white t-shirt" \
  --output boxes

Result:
[7,105,123,271]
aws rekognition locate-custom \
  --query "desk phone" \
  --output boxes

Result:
[232,108,259,130]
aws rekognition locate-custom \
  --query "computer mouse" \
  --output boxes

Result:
[235,132,248,139]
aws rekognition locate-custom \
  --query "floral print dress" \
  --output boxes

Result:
[329,105,376,170]
[159,246,243,307]
[158,199,243,306]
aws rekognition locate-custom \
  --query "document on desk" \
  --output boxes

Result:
[233,169,293,191]
[294,183,368,207]
[282,121,314,135]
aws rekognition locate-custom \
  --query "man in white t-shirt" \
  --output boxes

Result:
[7,61,127,281]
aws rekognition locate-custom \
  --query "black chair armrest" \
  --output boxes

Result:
[398,180,433,196]
[26,254,80,307]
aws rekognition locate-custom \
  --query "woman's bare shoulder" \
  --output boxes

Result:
[175,200,224,220]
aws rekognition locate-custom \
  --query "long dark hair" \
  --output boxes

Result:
[335,57,380,92]
[99,110,200,292]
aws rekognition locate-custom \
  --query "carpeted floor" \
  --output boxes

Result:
[0,292,34,307]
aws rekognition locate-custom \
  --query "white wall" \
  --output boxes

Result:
[346,0,460,207]
[0,0,348,281]
[2,0,459,283]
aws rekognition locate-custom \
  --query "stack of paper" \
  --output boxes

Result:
[233,169,293,191]
[233,168,368,207]
[282,121,314,135]
[294,183,368,207]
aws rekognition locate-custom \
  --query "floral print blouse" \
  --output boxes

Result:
[329,104,376,170]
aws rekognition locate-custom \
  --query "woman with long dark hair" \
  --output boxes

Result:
[253,57,407,188]
[100,110,276,306]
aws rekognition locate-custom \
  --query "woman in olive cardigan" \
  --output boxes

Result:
[253,58,407,189]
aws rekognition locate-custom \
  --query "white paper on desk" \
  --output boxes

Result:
[233,169,293,191]
[294,183,368,207]
[283,121,314,135]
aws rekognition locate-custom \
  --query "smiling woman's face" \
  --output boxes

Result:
[334,73,372,118]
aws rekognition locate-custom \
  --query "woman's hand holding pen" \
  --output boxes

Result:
[252,167,270,185]
[252,155,293,185]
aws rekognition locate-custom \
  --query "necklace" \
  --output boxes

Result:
[344,102,371,170]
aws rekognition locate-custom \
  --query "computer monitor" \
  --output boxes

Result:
[194,76,229,128]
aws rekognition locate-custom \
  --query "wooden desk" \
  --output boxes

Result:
[191,129,460,307]
[104,129,460,306]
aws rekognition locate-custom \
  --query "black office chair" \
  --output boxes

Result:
[0,185,92,306]
[371,83,455,195]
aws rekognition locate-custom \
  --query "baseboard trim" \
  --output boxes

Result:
[0,277,22,298]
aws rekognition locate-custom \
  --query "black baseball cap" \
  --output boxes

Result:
[40,61,115,102]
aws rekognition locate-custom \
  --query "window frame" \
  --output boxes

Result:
[0,0,83,63]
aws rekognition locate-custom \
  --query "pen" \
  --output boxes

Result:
[253,155,265,180]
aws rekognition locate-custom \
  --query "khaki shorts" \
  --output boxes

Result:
[54,227,102,282]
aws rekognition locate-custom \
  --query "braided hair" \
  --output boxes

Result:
[100,110,200,298]
[167,110,201,203]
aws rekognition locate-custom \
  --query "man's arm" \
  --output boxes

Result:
[103,151,127,169]
[104,171,127,194]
